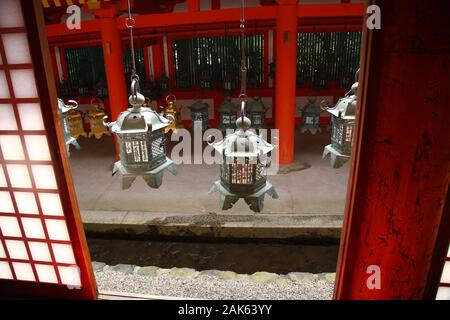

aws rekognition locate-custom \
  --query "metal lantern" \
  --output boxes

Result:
[157,74,170,93]
[322,81,358,168]
[222,73,235,95]
[104,78,177,189]
[95,79,108,98]
[209,101,278,213]
[87,98,111,139]
[57,98,80,156]
[301,96,322,134]
[199,70,213,90]
[188,99,210,130]
[246,96,268,129]
[218,96,238,131]
[161,94,183,134]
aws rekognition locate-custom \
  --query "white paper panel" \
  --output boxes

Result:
[0,104,18,130]
[6,240,28,260]
[10,69,38,98]
[0,135,25,160]
[0,167,6,187]
[52,243,76,264]
[21,218,45,239]
[436,286,450,300]
[38,193,64,216]
[31,165,57,190]
[0,191,15,213]
[440,261,450,284]
[45,219,70,241]
[17,103,45,130]
[24,135,51,161]
[0,241,6,258]
[0,71,10,99]
[1,33,31,65]
[0,216,22,237]
[35,264,58,284]
[0,0,25,28]
[58,265,81,287]
[6,164,32,188]
[14,192,39,214]
[28,241,52,262]
[12,262,35,281]
[0,261,13,280]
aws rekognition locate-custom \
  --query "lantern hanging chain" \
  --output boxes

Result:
[239,0,248,123]
[126,0,137,81]
[240,0,247,98]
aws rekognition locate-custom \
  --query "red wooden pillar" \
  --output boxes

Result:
[334,0,450,299]
[152,39,164,79]
[274,0,297,164]
[187,0,200,12]
[211,0,220,10]
[100,17,127,157]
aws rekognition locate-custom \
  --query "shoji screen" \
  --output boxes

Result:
[436,245,450,300]
[0,0,97,299]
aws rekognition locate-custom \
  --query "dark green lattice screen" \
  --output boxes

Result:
[124,47,146,83]
[173,34,264,90]
[297,32,361,89]
[64,46,106,95]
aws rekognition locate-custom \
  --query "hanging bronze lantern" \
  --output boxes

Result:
[218,96,238,132]
[322,80,358,168]
[161,94,183,134]
[57,98,81,156]
[87,97,111,139]
[103,77,177,189]
[66,104,87,139]
[301,96,322,134]
[209,101,278,213]
[188,99,210,131]
[247,96,268,129]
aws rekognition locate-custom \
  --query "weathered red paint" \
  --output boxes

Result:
[335,0,450,299]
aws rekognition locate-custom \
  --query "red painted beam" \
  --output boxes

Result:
[45,4,364,37]
[46,19,101,37]
[334,0,450,300]
[116,6,278,30]
[298,3,364,18]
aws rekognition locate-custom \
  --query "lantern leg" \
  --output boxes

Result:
[208,182,219,195]
[143,171,164,189]
[167,163,178,176]
[266,184,279,199]
[322,144,350,168]
[220,193,240,211]
[244,196,265,213]
[72,140,81,150]
[121,176,137,190]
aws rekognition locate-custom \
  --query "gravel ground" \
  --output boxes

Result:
[94,264,335,300]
